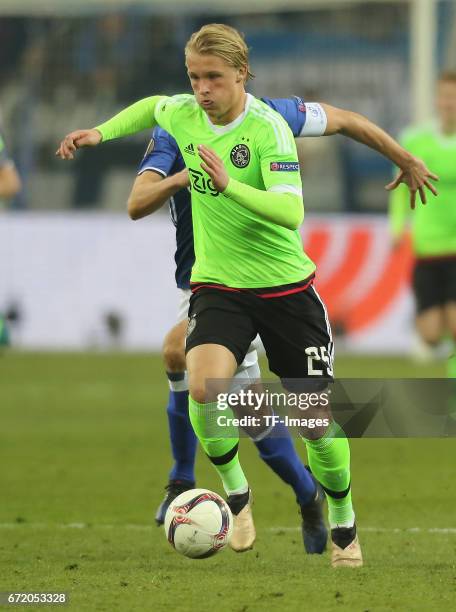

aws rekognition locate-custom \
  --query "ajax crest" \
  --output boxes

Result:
[230,144,250,168]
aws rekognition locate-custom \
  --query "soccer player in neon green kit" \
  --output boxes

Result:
[390,72,456,387]
[57,24,438,566]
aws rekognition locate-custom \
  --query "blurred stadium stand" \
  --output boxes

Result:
[0,0,454,213]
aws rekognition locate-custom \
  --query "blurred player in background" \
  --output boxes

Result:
[389,72,456,388]
[0,124,21,203]
[0,117,21,346]
[57,24,437,567]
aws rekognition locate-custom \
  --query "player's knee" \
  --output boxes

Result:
[416,310,444,346]
[189,379,223,404]
[419,328,441,346]
[162,340,186,372]
[447,320,456,342]
[162,321,187,372]
[189,383,210,405]
[303,422,330,441]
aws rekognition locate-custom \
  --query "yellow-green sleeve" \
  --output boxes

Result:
[224,178,303,230]
[95,96,166,142]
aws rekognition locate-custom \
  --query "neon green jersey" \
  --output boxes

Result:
[154,93,315,288]
[389,123,456,256]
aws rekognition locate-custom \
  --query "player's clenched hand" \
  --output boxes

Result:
[198,145,229,192]
[385,156,438,210]
[55,129,102,160]
[173,168,190,190]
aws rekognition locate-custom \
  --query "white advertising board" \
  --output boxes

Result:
[0,213,415,352]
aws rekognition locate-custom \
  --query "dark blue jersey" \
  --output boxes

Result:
[137,96,308,289]
[137,129,192,288]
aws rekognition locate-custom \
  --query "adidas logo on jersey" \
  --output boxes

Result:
[184,143,196,156]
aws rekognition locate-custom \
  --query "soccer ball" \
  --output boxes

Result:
[164,488,233,558]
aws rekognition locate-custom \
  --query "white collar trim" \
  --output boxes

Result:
[204,93,253,134]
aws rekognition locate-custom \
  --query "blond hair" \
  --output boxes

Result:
[185,23,254,81]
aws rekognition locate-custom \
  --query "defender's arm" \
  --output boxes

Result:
[128,169,189,220]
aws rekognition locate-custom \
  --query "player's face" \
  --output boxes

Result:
[436,80,456,130]
[186,52,246,122]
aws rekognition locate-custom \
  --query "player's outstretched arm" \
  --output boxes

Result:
[199,145,303,230]
[127,169,189,220]
[320,103,439,209]
[56,96,164,160]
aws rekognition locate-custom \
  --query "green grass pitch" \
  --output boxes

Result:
[1,352,455,611]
